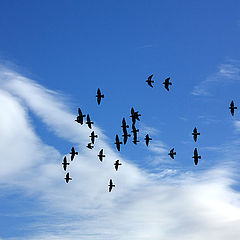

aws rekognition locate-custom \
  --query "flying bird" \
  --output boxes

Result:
[163,77,172,91]
[89,131,98,144]
[144,134,152,146]
[132,134,140,145]
[122,130,131,144]
[70,147,78,161]
[62,156,70,171]
[108,179,115,192]
[131,124,140,145]
[229,100,237,116]
[146,74,154,88]
[114,160,122,171]
[98,149,105,162]
[192,148,201,165]
[130,107,141,125]
[96,88,104,105]
[86,143,94,149]
[86,114,94,129]
[192,127,200,142]
[121,117,129,130]
[114,134,122,151]
[168,148,176,159]
[64,172,72,183]
[75,108,86,125]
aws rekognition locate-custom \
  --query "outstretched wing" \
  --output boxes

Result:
[148,74,153,81]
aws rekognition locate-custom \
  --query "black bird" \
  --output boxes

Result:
[131,124,139,134]
[121,117,129,130]
[192,127,200,142]
[86,114,94,129]
[229,100,237,116]
[98,149,105,162]
[144,134,152,146]
[168,148,176,159]
[122,130,131,144]
[193,148,201,165]
[86,143,94,149]
[163,77,172,91]
[62,156,70,171]
[90,131,98,144]
[131,124,140,145]
[75,108,86,125]
[114,134,122,151]
[108,179,115,192]
[114,160,122,171]
[96,88,104,105]
[65,172,72,183]
[130,107,141,125]
[146,74,154,88]
[132,134,140,144]
[70,147,78,161]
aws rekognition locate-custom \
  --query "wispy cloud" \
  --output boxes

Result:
[192,60,240,96]
[0,66,240,239]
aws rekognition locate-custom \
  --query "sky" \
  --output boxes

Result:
[0,1,240,239]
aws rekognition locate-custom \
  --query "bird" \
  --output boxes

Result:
[114,160,122,171]
[229,100,237,116]
[146,74,154,87]
[86,114,94,129]
[114,134,122,151]
[62,156,69,171]
[130,107,141,125]
[192,127,200,142]
[144,134,152,146]
[86,143,94,149]
[70,147,78,161]
[163,77,172,91]
[168,148,176,159]
[108,179,115,192]
[64,172,72,183]
[96,88,104,105]
[192,148,201,165]
[89,131,98,144]
[75,108,86,125]
[98,149,105,162]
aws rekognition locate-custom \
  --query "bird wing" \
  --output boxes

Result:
[148,74,153,80]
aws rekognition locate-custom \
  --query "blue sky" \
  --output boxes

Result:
[0,1,240,239]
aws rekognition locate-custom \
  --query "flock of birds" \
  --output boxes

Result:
[61,76,237,192]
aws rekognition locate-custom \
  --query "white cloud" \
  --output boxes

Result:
[192,60,240,96]
[0,66,240,239]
